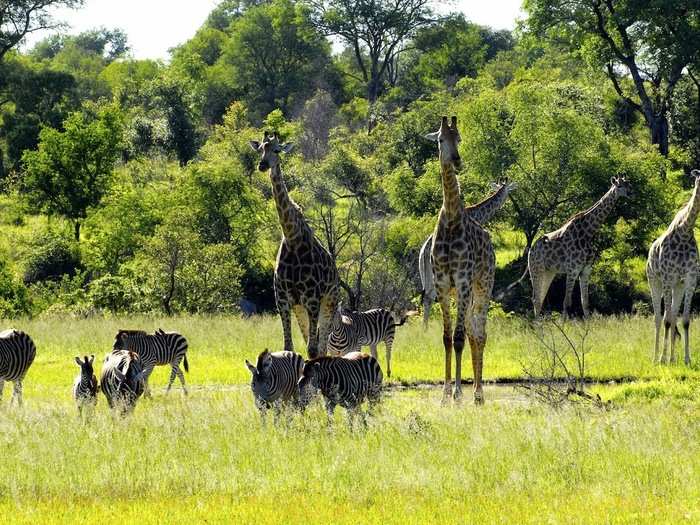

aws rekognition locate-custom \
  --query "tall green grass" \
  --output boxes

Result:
[9,314,700,403]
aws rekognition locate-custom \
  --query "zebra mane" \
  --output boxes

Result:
[117,329,148,337]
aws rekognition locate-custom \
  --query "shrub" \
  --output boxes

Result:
[23,232,81,285]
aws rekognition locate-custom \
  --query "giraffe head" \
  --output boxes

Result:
[490,176,518,194]
[249,131,294,172]
[691,169,700,185]
[610,176,632,198]
[424,116,461,170]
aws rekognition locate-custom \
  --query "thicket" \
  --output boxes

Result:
[0,0,698,317]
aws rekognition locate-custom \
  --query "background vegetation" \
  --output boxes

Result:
[0,0,698,318]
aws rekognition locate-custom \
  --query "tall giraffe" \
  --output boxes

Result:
[425,116,496,404]
[528,177,632,318]
[419,177,517,328]
[249,132,338,359]
[647,169,700,365]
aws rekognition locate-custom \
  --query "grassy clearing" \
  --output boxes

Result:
[2,386,700,524]
[3,314,700,523]
[10,313,700,398]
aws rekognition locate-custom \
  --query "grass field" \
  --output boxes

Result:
[2,314,700,524]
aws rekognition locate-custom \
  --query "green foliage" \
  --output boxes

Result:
[21,104,124,239]
[222,0,335,122]
[0,258,30,316]
[23,231,81,285]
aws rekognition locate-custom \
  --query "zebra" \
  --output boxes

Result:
[73,355,98,416]
[245,349,304,422]
[327,305,416,378]
[100,350,145,414]
[297,352,383,427]
[112,329,189,396]
[0,329,36,407]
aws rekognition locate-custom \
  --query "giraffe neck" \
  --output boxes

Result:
[579,186,620,233]
[465,184,509,225]
[675,183,700,232]
[270,163,307,245]
[440,163,463,218]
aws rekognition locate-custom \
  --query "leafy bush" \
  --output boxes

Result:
[0,259,31,318]
[23,232,81,285]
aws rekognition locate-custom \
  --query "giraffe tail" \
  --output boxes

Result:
[494,253,530,301]
[392,310,419,328]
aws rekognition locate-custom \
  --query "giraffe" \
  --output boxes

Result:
[647,169,700,365]
[419,177,517,327]
[528,177,632,319]
[249,132,338,359]
[425,116,496,404]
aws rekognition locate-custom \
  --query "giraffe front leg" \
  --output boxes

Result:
[436,285,453,403]
[563,272,577,320]
[278,298,294,353]
[316,294,337,357]
[306,303,321,359]
[452,287,471,402]
[669,283,684,365]
[682,275,696,366]
[579,266,592,318]
[469,291,490,405]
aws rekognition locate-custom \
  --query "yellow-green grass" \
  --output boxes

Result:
[3,315,700,523]
[9,314,700,401]
[1,385,699,524]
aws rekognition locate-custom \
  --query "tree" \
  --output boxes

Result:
[308,0,435,128]
[21,104,124,241]
[526,0,700,157]
[222,0,335,122]
[0,0,82,63]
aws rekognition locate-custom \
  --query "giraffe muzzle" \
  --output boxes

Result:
[258,161,269,172]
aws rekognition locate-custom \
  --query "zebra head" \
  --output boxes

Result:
[332,302,354,330]
[245,349,274,400]
[297,361,322,409]
[74,355,95,377]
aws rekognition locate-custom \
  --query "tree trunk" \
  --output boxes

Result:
[649,113,670,157]
[74,221,81,242]
[366,74,380,133]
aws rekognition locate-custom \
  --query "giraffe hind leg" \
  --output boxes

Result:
[293,304,310,345]
[316,294,337,357]
[647,274,663,363]
[452,286,471,402]
[682,275,696,366]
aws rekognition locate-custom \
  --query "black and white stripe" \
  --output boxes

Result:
[327,306,413,378]
[113,329,189,395]
[245,349,304,419]
[73,355,98,415]
[100,350,145,414]
[0,329,36,406]
[298,352,382,422]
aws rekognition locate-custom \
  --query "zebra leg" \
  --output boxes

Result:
[369,344,378,360]
[142,367,155,398]
[0,378,4,402]
[172,363,188,395]
[384,339,393,379]
[325,398,336,425]
[11,381,22,407]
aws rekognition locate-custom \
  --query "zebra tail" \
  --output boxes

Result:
[184,355,189,373]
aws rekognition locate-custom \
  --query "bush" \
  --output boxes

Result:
[87,274,143,313]
[23,232,81,285]
[0,259,31,318]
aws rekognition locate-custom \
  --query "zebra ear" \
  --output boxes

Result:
[245,360,257,375]
[75,356,82,366]
[89,355,95,364]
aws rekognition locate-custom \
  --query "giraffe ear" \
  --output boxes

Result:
[249,141,261,152]
[280,142,294,154]
[691,169,700,179]
[423,132,439,142]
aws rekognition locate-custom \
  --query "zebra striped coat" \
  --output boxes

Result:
[100,350,145,414]
[113,329,189,395]
[0,329,36,406]
[245,349,304,417]
[73,355,98,413]
[298,352,382,420]
[327,307,414,378]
